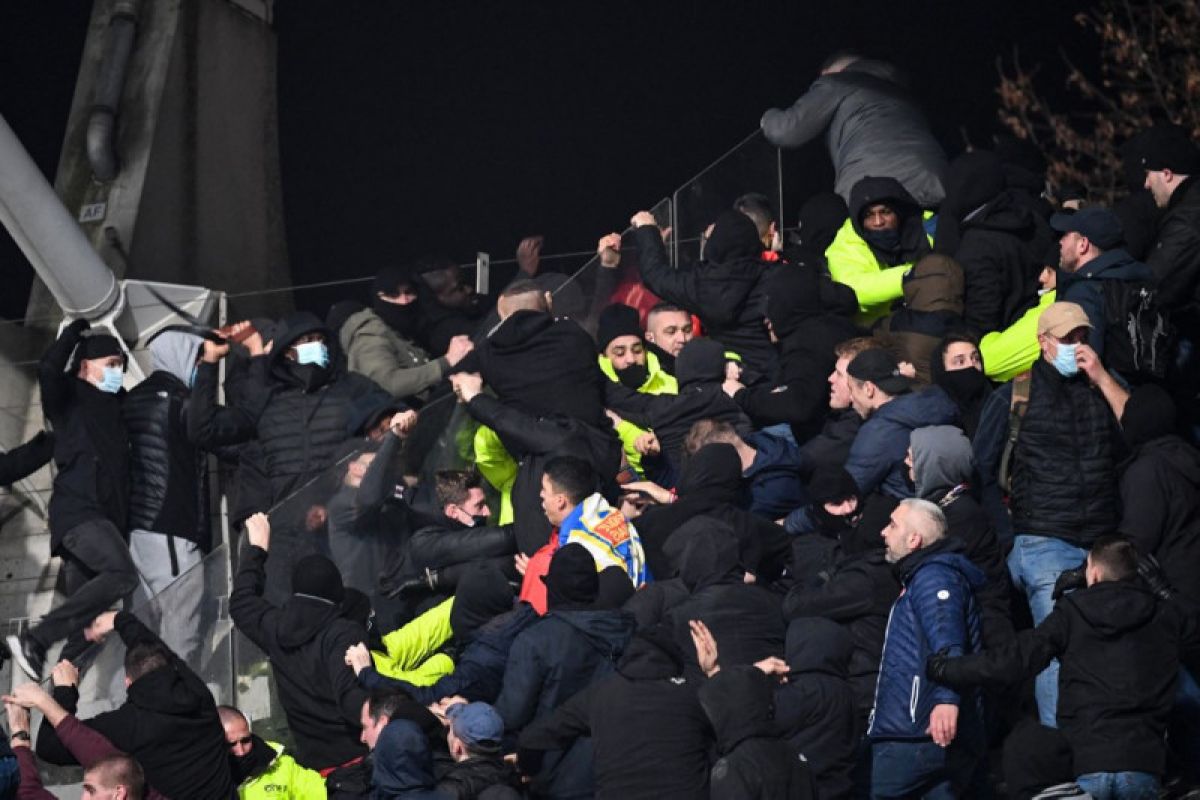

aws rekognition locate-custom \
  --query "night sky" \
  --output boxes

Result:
[1,0,1088,320]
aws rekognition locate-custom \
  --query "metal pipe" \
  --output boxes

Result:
[86,1,140,183]
[0,113,121,320]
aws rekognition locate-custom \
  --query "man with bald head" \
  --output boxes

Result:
[868,498,986,798]
[218,705,325,798]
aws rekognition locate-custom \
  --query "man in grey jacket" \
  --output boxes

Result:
[760,53,947,207]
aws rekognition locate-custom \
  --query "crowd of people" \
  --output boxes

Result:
[1,50,1200,800]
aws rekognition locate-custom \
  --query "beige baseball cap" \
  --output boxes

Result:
[1037,302,1092,338]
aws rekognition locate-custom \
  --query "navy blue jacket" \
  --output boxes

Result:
[744,431,808,519]
[1058,248,1154,359]
[868,544,984,741]
[357,604,539,704]
[844,387,959,499]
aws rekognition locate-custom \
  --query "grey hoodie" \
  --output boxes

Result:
[910,424,973,499]
[150,330,204,387]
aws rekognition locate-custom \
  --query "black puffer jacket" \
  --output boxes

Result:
[781,549,900,720]
[633,214,776,380]
[775,618,858,800]
[518,631,712,800]
[38,320,130,552]
[36,612,234,800]
[122,331,209,547]
[996,359,1119,545]
[1147,174,1200,337]
[699,666,817,800]
[229,546,368,771]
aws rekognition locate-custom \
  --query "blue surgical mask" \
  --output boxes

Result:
[1051,342,1079,377]
[294,341,330,368]
[97,366,124,393]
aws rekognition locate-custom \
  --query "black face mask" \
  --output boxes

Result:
[285,360,331,392]
[615,361,649,390]
[373,296,421,340]
[230,735,274,784]
[862,228,902,253]
[814,506,861,535]
[938,367,992,405]
[470,514,490,528]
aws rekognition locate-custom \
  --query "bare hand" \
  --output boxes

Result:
[689,620,720,677]
[85,610,118,644]
[429,695,468,723]
[633,431,660,456]
[722,378,744,398]
[201,339,230,364]
[927,703,959,747]
[449,372,483,404]
[622,480,671,505]
[754,656,790,680]
[517,236,544,276]
[514,553,530,576]
[618,496,645,519]
[4,701,30,744]
[897,361,916,379]
[51,660,79,688]
[389,409,419,437]
[444,335,474,367]
[604,408,625,428]
[246,512,271,551]
[597,234,622,269]
[1075,343,1106,384]
[724,361,742,382]
[3,682,50,711]
[630,211,658,229]
[345,643,372,675]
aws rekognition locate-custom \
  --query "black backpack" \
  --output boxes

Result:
[1101,279,1173,381]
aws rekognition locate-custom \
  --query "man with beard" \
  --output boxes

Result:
[825,177,934,324]
[595,303,678,478]
[341,265,474,404]
[219,705,325,798]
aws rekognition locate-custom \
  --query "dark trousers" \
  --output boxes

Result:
[32,519,138,659]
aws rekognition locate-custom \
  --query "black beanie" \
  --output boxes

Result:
[704,209,763,264]
[78,334,124,362]
[373,265,417,297]
[292,554,345,605]
[1120,384,1178,450]
[594,566,635,610]
[596,303,643,354]
[674,338,726,388]
[450,563,514,639]
[541,543,599,610]
[795,192,849,254]
[808,465,860,506]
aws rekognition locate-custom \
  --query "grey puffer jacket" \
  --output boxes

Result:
[761,58,947,207]
[340,307,447,402]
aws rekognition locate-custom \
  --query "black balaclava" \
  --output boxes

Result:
[793,191,849,255]
[1121,383,1178,452]
[230,735,275,785]
[807,465,862,533]
[704,210,763,264]
[929,335,992,436]
[372,265,422,340]
[595,565,636,609]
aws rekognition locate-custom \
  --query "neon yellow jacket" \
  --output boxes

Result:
[825,212,935,325]
[598,351,678,476]
[237,741,327,799]
[474,425,518,524]
[980,290,1056,382]
[371,596,455,683]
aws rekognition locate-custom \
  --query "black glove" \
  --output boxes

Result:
[63,318,91,337]
[925,647,968,688]
[394,568,440,599]
[1051,561,1088,600]
[1137,553,1174,601]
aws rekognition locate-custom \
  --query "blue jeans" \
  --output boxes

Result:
[1006,534,1086,727]
[1075,771,1158,799]
[871,732,983,800]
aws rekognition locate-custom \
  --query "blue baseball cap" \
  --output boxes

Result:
[446,702,504,750]
[1049,207,1124,250]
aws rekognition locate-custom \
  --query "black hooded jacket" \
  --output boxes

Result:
[847,178,932,268]
[937,150,1052,333]
[782,549,900,719]
[518,631,712,800]
[633,213,776,380]
[37,612,234,800]
[734,264,861,442]
[229,545,368,770]
[663,518,785,679]
[1118,391,1200,605]
[939,580,1200,775]
[774,618,858,800]
[37,319,130,551]
[635,446,790,581]
[699,666,816,800]
[1147,174,1200,335]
